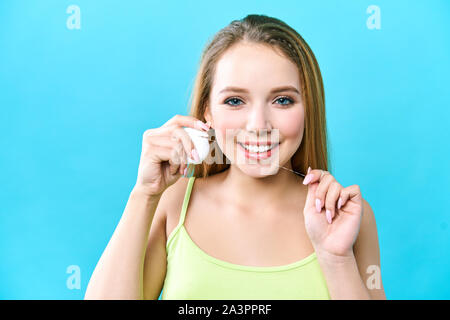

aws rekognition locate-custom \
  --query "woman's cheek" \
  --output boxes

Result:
[211,108,242,139]
[277,108,304,140]
[210,113,241,156]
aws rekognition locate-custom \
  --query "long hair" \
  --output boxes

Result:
[185,14,330,178]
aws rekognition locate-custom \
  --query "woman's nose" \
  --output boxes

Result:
[245,105,272,133]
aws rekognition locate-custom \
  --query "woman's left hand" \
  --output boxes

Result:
[303,167,364,258]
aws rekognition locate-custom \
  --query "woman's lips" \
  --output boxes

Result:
[237,142,280,160]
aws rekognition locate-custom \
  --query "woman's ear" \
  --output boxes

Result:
[204,106,213,128]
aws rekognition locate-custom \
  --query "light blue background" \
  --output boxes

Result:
[1,0,449,300]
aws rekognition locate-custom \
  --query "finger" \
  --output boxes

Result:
[171,127,199,163]
[145,140,182,172]
[148,135,179,149]
[169,142,193,176]
[179,149,189,176]
[144,126,193,166]
[162,114,210,132]
[169,143,184,172]
[304,181,319,213]
[146,135,184,166]
[313,173,334,214]
[170,137,188,176]
[339,185,363,210]
[168,153,181,176]
[324,181,343,223]
[147,145,174,164]
[302,168,330,186]
[167,146,182,173]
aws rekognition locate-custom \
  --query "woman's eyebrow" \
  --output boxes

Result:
[219,85,300,95]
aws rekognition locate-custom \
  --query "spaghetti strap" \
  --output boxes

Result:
[178,176,196,227]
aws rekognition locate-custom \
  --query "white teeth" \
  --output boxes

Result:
[240,143,277,153]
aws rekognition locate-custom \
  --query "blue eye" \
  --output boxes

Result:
[275,96,294,106]
[224,97,243,106]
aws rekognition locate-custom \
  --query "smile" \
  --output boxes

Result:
[237,142,279,153]
[237,142,280,160]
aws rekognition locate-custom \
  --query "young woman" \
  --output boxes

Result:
[85,14,386,300]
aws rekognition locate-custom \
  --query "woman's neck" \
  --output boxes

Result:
[218,162,304,212]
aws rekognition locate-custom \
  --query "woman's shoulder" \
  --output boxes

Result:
[161,175,211,240]
[161,174,210,210]
[160,177,191,222]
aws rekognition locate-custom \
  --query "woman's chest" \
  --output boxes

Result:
[166,194,315,267]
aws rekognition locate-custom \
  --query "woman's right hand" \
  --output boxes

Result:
[133,115,210,198]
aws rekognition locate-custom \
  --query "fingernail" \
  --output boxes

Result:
[307,166,311,174]
[315,198,322,213]
[197,121,210,131]
[326,209,332,224]
[191,149,200,162]
[338,197,342,210]
[183,167,187,176]
[303,174,313,185]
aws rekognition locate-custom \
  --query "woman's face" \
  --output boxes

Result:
[207,41,305,177]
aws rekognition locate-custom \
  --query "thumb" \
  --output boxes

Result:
[304,181,319,211]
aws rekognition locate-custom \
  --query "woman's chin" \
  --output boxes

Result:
[235,161,281,177]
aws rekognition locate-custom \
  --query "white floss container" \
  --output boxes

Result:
[183,127,210,164]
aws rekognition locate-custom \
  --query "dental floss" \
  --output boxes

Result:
[183,126,306,177]
[276,165,306,177]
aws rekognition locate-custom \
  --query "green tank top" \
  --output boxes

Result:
[161,176,331,300]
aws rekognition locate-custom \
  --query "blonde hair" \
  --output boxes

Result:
[186,14,330,178]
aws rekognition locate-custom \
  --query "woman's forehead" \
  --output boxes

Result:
[212,42,300,96]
